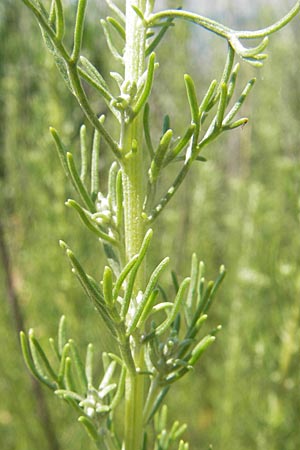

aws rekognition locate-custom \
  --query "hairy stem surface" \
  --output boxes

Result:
[123,2,147,450]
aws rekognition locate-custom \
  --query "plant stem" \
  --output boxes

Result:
[122,2,147,449]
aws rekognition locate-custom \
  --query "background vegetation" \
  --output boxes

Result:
[1,1,299,449]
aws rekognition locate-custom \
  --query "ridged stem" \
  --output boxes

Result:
[122,2,147,450]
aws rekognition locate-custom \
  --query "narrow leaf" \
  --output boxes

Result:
[50,127,69,177]
[85,343,94,387]
[107,16,125,40]
[188,335,215,366]
[101,19,123,62]
[143,103,154,158]
[66,199,117,245]
[132,52,156,118]
[223,78,256,126]
[107,161,119,211]
[20,332,56,389]
[149,129,173,183]
[91,117,105,198]
[215,82,227,129]
[72,0,88,61]
[113,254,139,300]
[66,152,95,211]
[29,331,58,381]
[78,416,99,441]
[69,339,88,394]
[64,357,77,391]
[156,278,190,336]
[164,124,195,165]
[103,266,114,307]
[146,18,174,56]
[79,56,113,102]
[121,229,153,318]
[80,124,88,184]
[54,0,65,40]
[127,257,169,334]
[184,74,199,123]
[58,315,67,357]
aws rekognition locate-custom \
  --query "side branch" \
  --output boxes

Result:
[148,2,300,65]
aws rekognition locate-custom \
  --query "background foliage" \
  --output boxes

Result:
[1,1,299,449]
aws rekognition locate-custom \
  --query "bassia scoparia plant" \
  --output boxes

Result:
[19,1,300,449]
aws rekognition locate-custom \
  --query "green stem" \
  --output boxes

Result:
[148,2,300,40]
[122,2,148,450]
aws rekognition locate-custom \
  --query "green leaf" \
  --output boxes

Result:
[227,63,240,104]
[64,357,77,391]
[185,253,199,326]
[72,0,88,61]
[202,265,226,314]
[69,339,88,394]
[55,389,83,402]
[110,365,126,410]
[132,5,144,21]
[113,254,139,300]
[146,17,174,56]
[78,416,99,442]
[101,19,123,63]
[66,152,95,212]
[91,117,104,198]
[188,335,216,366]
[121,229,154,318]
[29,330,58,381]
[116,169,124,231]
[50,127,70,178]
[65,199,117,245]
[54,0,65,40]
[79,56,113,102]
[106,0,125,23]
[85,343,94,387]
[155,278,190,336]
[41,28,73,92]
[223,78,256,126]
[184,74,199,123]
[132,53,157,118]
[143,103,154,158]
[103,266,114,307]
[100,361,117,389]
[149,129,173,184]
[58,315,67,357]
[107,16,125,40]
[127,257,170,334]
[80,124,88,184]
[164,124,195,165]
[215,82,227,129]
[20,332,56,390]
[107,161,119,212]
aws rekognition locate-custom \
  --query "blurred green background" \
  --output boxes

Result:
[1,1,300,449]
